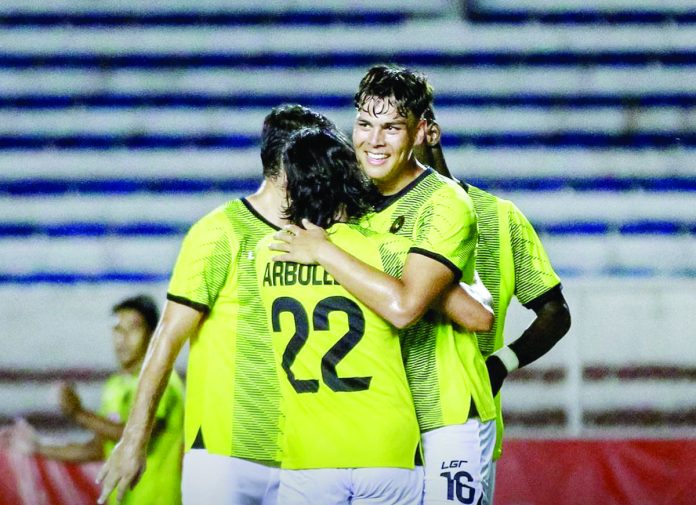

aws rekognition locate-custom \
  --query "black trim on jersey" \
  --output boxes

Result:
[523,283,564,312]
[191,428,206,449]
[414,444,423,466]
[458,180,470,192]
[167,293,210,314]
[241,197,281,231]
[408,246,462,281]
[372,167,433,212]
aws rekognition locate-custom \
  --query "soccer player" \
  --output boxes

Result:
[414,108,572,504]
[96,104,336,505]
[256,126,422,504]
[272,64,497,505]
[8,295,184,505]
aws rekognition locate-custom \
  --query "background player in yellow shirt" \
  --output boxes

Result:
[6,295,184,505]
[97,105,335,505]
[257,126,423,504]
[272,65,497,505]
[414,108,572,505]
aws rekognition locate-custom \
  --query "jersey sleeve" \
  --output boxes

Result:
[167,209,236,312]
[410,184,477,280]
[507,201,562,308]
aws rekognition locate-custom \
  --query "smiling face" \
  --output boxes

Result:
[352,96,426,195]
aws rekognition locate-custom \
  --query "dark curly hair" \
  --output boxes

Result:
[261,104,336,179]
[282,127,380,228]
[354,64,434,121]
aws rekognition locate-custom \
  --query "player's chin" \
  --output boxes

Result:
[360,162,390,181]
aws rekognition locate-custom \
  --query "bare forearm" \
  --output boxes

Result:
[120,301,196,448]
[122,332,183,447]
[37,437,103,462]
[509,297,571,368]
[73,410,124,442]
[486,292,571,395]
[437,283,494,332]
[315,241,425,328]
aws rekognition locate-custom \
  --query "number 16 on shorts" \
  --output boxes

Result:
[440,464,475,504]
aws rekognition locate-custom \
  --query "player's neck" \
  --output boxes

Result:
[246,177,289,228]
[377,158,425,196]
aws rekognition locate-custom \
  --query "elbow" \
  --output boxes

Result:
[549,298,572,337]
[389,311,420,330]
[540,299,572,342]
[557,303,572,336]
[386,300,426,330]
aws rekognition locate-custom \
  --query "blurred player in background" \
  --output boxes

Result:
[271,64,497,505]
[415,106,572,504]
[4,294,184,505]
[97,104,336,505]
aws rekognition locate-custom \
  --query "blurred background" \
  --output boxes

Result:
[0,0,694,501]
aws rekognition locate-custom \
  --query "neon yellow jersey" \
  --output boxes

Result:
[467,184,562,459]
[362,168,496,431]
[256,224,420,469]
[167,198,281,461]
[100,371,184,505]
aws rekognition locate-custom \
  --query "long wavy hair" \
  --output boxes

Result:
[282,127,380,228]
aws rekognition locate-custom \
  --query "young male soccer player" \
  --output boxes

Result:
[415,109,572,504]
[257,127,423,504]
[272,65,497,505]
[97,105,335,505]
[8,295,184,505]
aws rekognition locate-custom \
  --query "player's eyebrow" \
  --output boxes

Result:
[383,119,408,127]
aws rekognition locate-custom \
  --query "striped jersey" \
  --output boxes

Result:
[255,223,420,469]
[363,168,496,432]
[167,198,281,461]
[466,184,562,459]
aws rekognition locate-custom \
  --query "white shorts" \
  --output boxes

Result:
[483,460,497,505]
[182,449,280,505]
[278,466,424,505]
[422,419,496,505]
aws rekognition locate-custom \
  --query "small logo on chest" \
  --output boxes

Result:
[389,215,406,233]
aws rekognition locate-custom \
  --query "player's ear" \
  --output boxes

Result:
[414,118,427,146]
[427,122,441,147]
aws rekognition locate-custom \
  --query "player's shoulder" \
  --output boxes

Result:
[339,222,412,250]
[421,169,468,196]
[396,169,471,212]
[189,198,276,243]
[187,199,239,232]
[195,198,248,227]
[254,227,277,255]
[467,183,520,213]
[328,222,373,245]
[419,171,473,213]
